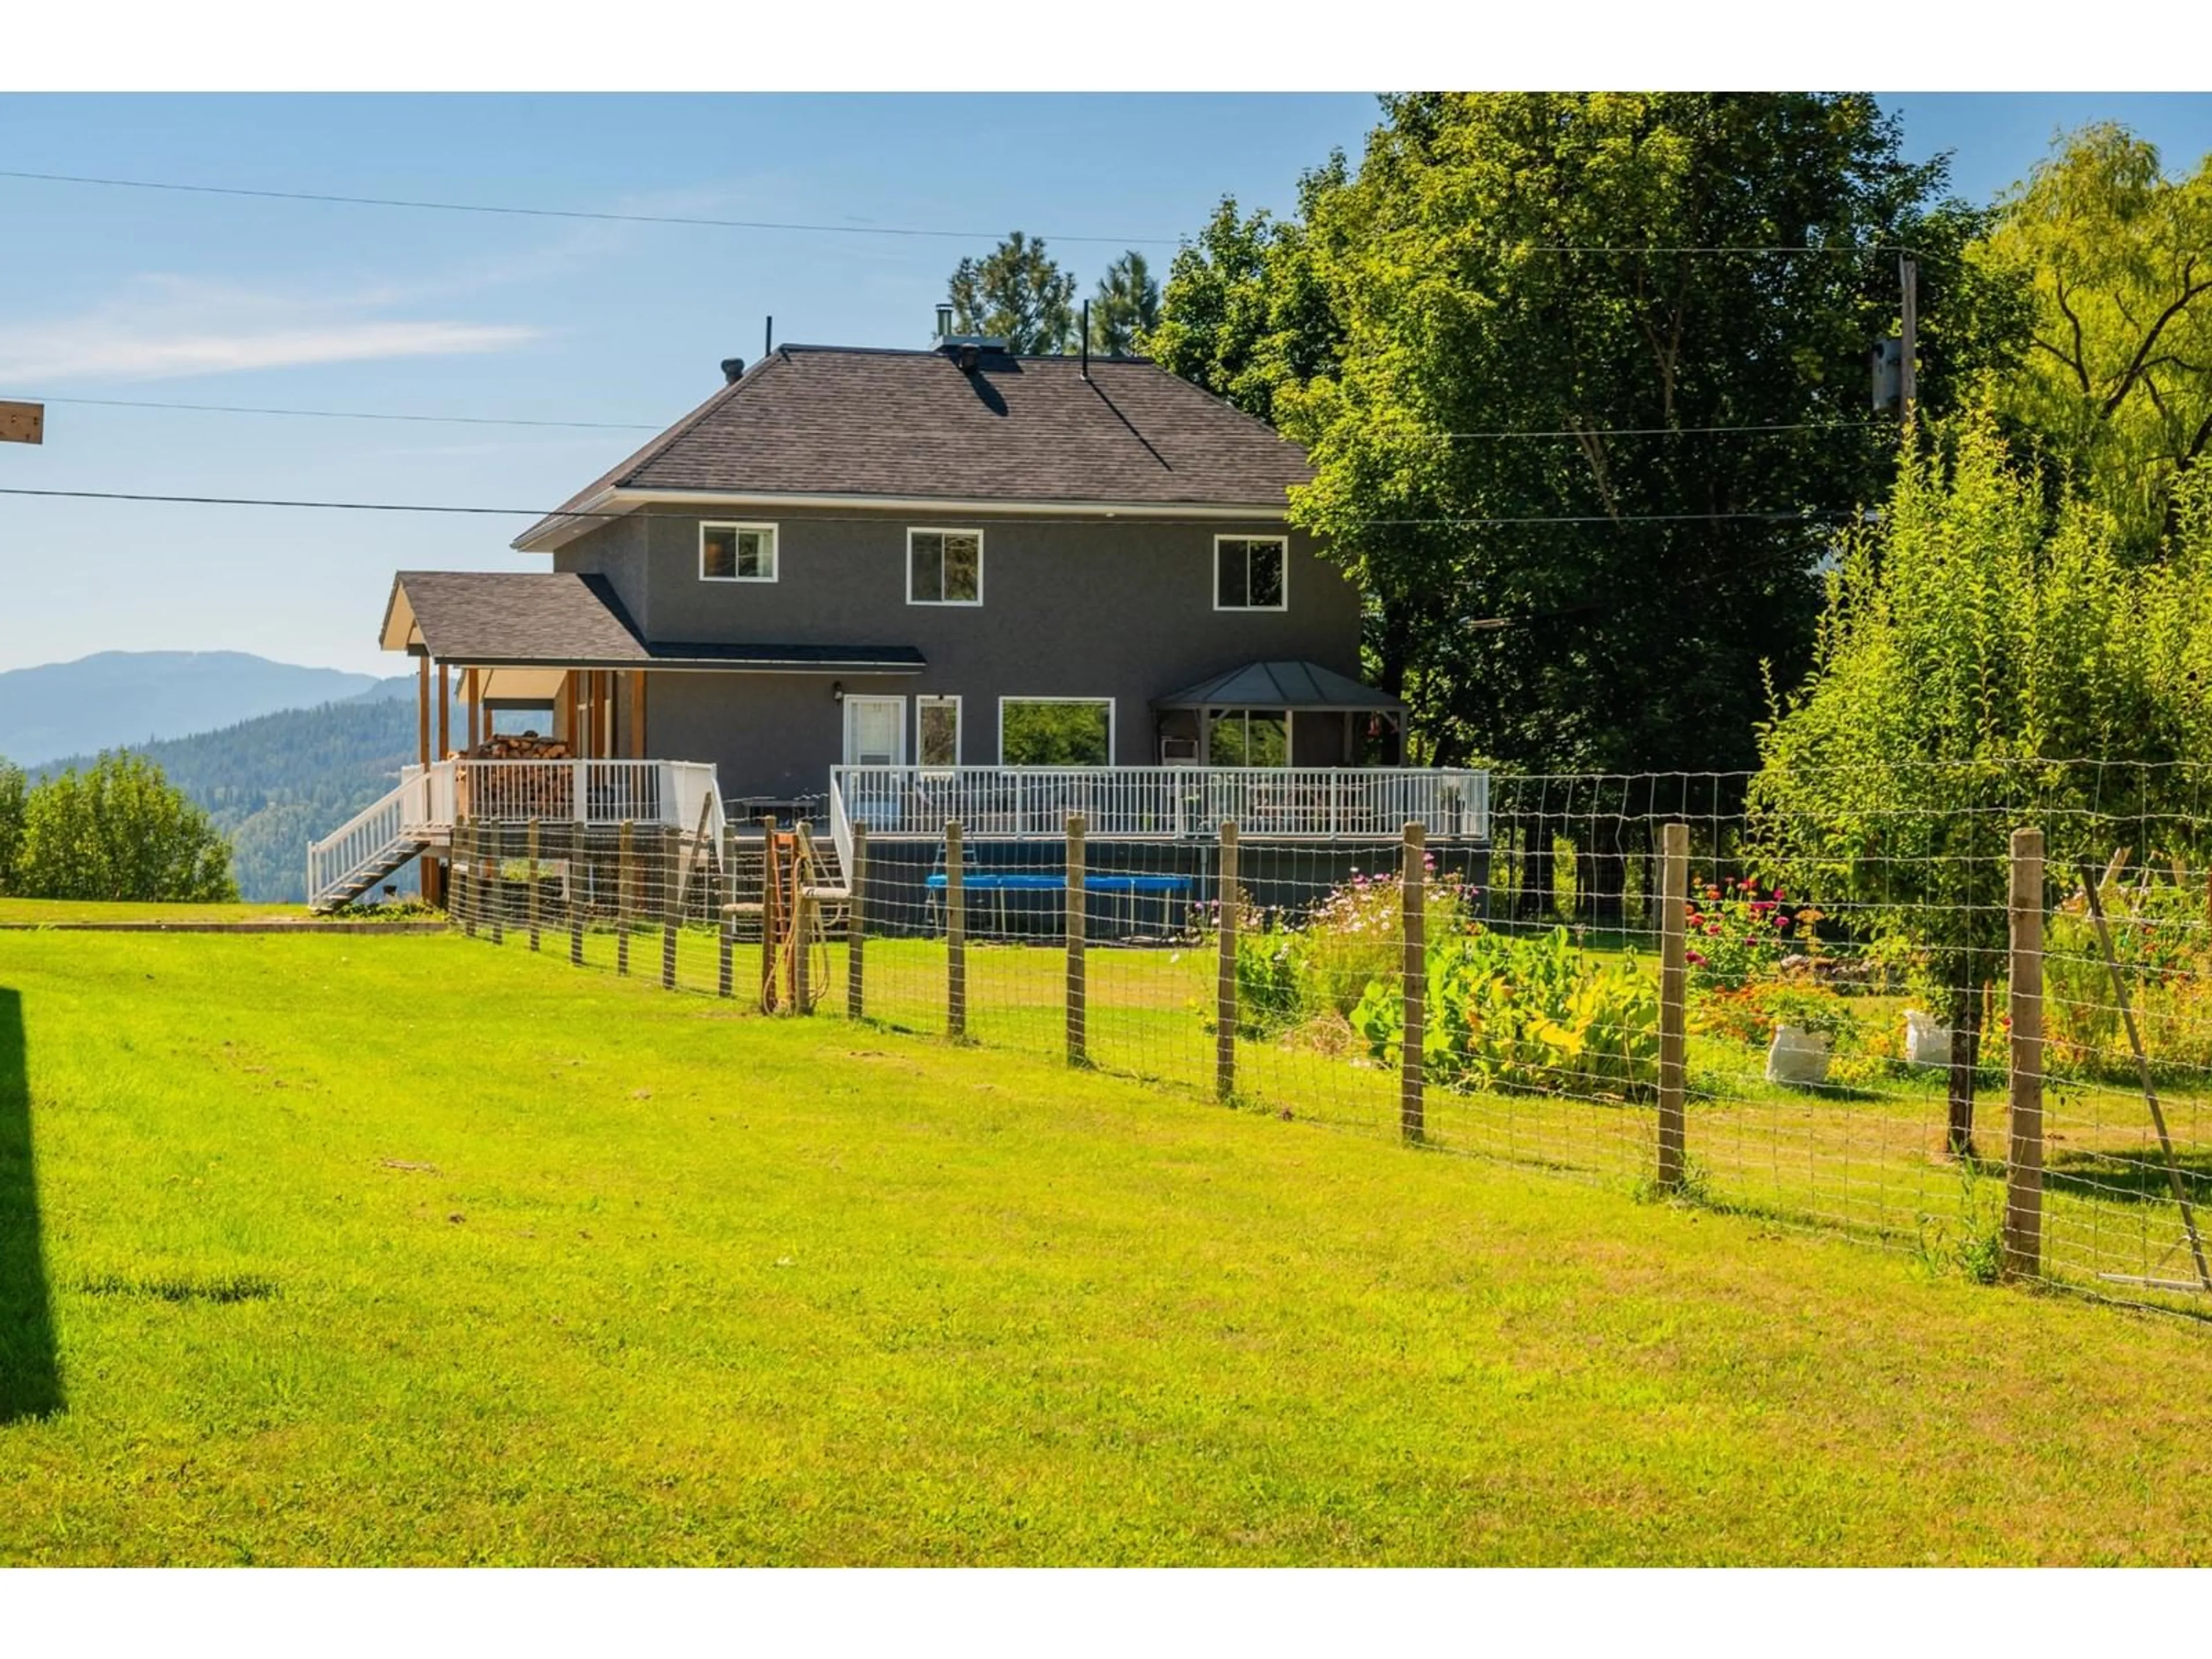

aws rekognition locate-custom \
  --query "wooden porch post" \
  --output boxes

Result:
[435,661,450,759]
[416,653,430,769]
[632,671,649,759]
[465,668,482,754]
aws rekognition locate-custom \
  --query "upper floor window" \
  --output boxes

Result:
[702,521,778,582]
[909,528,983,605]
[1216,535,1287,611]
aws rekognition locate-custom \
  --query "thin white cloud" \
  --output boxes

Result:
[0,275,542,386]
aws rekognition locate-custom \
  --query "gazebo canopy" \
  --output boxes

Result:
[1153,660,1403,713]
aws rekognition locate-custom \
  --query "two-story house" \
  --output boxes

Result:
[316,325,1481,911]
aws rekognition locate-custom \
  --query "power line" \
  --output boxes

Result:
[0,166,1922,257]
[12,393,1892,445]
[17,393,662,432]
[1427,419,1889,440]
[0,167,1179,248]
[0,484,1854,530]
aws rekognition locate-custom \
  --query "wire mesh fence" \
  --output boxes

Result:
[444,762,2212,1324]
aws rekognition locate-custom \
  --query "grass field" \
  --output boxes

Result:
[0,897,316,926]
[502,914,2212,1312]
[6,924,2212,1564]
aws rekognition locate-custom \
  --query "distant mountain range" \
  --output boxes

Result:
[36,679,460,905]
[0,650,387,768]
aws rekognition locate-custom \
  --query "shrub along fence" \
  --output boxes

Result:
[446,763,2212,1323]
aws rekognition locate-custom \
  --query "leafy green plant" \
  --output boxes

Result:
[1232,921,1309,1036]
[2046,876,2212,1081]
[1350,926,1659,1101]
[1297,858,1472,1017]
[1915,1167,2006,1285]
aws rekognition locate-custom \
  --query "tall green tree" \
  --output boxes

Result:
[945,232,1078,354]
[12,752,238,903]
[1085,251,1161,357]
[1974,123,2212,552]
[1146,158,1347,426]
[0,758,24,892]
[1752,410,2212,1153]
[1177,94,2022,774]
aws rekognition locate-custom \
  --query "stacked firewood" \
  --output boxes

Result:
[456,732,578,819]
[467,732,573,760]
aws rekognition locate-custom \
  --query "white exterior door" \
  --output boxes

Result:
[843,695,906,766]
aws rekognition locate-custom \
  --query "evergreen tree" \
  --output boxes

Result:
[1086,251,1160,357]
[945,232,1078,353]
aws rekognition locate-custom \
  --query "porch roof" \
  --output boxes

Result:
[1153,660,1403,713]
[380,571,925,673]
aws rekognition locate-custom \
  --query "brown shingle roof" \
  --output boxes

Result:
[516,346,1312,546]
[381,571,925,671]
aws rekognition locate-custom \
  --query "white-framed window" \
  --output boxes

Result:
[1215,534,1287,611]
[916,695,961,768]
[1208,707,1290,767]
[908,528,983,605]
[999,697,1113,766]
[700,521,778,582]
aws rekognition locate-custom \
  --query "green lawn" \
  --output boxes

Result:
[0,897,313,926]
[6,925,2212,1564]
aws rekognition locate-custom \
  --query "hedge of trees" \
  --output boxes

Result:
[0,752,238,903]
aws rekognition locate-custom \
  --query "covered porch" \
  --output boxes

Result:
[1152,659,1408,768]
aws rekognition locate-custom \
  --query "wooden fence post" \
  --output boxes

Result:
[758,816,781,1013]
[567,822,585,967]
[457,820,476,937]
[793,824,819,1014]
[2003,825,2046,1282]
[526,818,543,951]
[661,824,679,989]
[1656,820,1690,1191]
[616,820,633,976]
[486,821,505,945]
[1216,820,1238,1103]
[1066,813,1088,1066]
[946,820,967,1039]
[1400,821,1424,1143]
[847,823,869,1021]
[717,823,735,999]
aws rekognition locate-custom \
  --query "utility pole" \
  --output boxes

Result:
[1898,252,1918,420]
[1872,255,1920,424]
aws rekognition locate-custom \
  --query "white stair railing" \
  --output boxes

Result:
[306,779,414,909]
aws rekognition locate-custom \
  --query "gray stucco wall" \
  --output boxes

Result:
[554,504,1363,801]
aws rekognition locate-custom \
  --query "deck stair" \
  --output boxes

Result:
[307,782,428,913]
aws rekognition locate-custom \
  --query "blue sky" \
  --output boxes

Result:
[2,92,2209,679]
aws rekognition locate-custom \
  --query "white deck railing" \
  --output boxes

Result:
[440,758,722,836]
[309,758,725,910]
[828,765,1488,869]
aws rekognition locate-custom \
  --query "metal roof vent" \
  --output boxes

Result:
[720,357,745,384]
[935,302,955,340]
